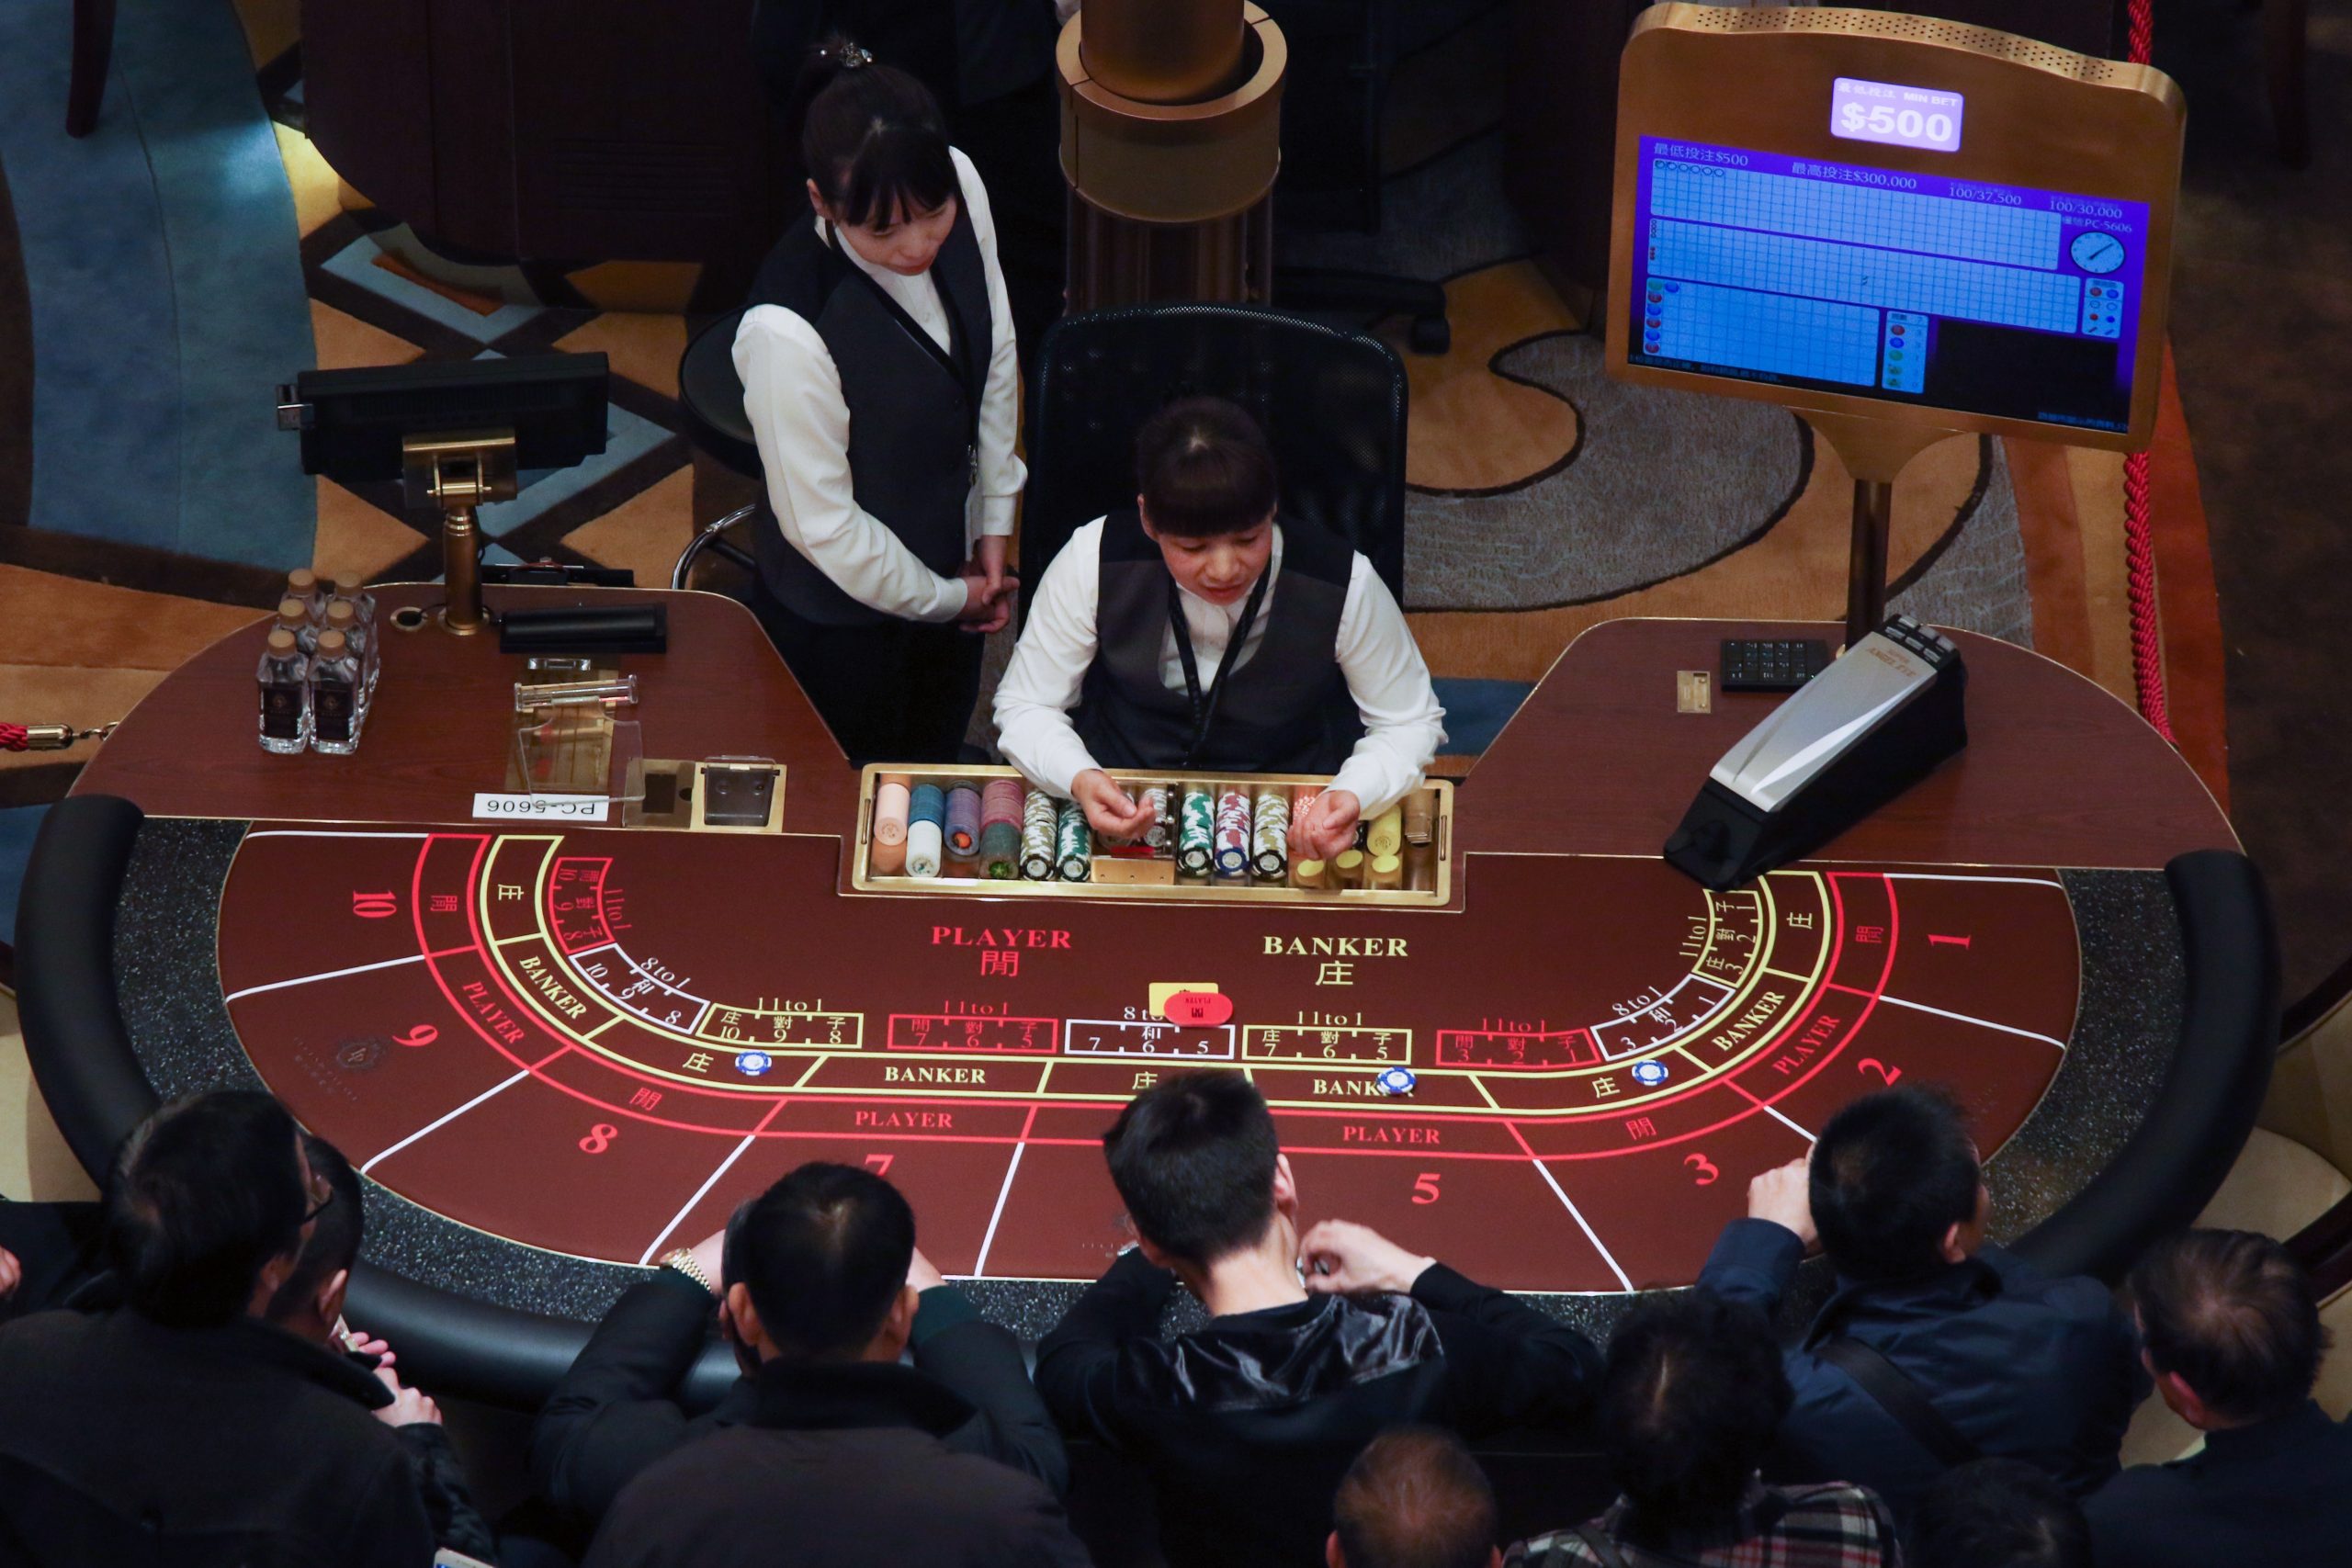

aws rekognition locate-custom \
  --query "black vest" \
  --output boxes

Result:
[744,180,992,626]
[1076,511,1364,775]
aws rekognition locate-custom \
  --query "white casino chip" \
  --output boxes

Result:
[1376,1067,1418,1096]
[1632,1060,1669,1087]
[735,1051,775,1077]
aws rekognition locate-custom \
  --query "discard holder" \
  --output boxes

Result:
[1665,616,1966,889]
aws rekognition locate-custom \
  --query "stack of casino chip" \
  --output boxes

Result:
[1055,799,1092,881]
[906,784,945,878]
[979,779,1023,879]
[1140,784,1173,850]
[869,773,911,876]
[944,785,981,860]
[1020,788,1058,879]
[1177,786,1215,877]
[1213,786,1251,878]
[1250,787,1290,880]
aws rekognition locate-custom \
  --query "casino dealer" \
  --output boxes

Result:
[733,38,1026,762]
[994,397,1446,860]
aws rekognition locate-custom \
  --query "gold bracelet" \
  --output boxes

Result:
[659,1247,717,1296]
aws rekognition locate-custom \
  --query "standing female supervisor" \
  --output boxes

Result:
[734,39,1025,762]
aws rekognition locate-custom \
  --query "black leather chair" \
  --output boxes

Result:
[670,307,763,592]
[1023,302,1409,606]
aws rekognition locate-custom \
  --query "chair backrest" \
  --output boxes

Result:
[676,306,761,478]
[1023,303,1409,611]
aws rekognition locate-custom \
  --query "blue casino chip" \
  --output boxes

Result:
[1631,1060,1669,1087]
[1376,1066,1418,1096]
[735,1051,775,1077]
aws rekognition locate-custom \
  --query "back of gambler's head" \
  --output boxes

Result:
[107,1089,308,1328]
[1810,1084,1981,1283]
[1333,1426,1498,1568]
[1103,1071,1279,1268]
[726,1161,916,1361]
[1912,1459,2089,1568]
[2129,1228,2326,1424]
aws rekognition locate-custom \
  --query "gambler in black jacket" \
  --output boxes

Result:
[1036,1247,1603,1568]
[533,1264,1069,1526]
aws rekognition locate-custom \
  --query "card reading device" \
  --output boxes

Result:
[1666,615,1966,889]
[1607,6,2183,642]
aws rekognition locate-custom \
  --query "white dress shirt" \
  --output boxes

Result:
[731,147,1025,624]
[994,518,1448,817]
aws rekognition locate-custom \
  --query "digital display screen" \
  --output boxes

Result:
[1629,138,2147,432]
[1832,77,1963,152]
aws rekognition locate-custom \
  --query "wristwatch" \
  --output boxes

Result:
[659,1247,718,1297]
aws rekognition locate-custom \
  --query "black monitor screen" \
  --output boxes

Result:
[288,354,609,482]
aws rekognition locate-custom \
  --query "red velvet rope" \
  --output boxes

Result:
[2122,0,2175,742]
[0,724,28,752]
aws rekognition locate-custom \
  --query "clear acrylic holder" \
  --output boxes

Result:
[512,714,645,826]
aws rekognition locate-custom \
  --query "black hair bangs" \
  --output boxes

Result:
[827,122,959,230]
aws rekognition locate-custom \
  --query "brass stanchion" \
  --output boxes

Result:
[401,430,519,635]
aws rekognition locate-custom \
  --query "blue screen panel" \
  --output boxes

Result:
[1629,138,2148,433]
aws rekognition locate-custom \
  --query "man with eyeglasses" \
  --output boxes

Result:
[0,1090,440,1566]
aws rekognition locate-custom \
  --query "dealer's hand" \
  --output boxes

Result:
[907,1247,945,1292]
[1298,1220,1435,1296]
[1747,1156,1817,1249]
[1290,788,1362,862]
[1071,770,1156,842]
[955,540,1016,635]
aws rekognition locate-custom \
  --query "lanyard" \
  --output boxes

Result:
[1169,569,1272,767]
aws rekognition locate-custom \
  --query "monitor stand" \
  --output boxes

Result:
[1804,412,1964,648]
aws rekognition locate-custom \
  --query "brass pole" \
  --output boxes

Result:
[440,505,487,635]
[1847,479,1893,648]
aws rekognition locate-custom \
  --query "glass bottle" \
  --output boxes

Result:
[256,626,310,753]
[322,599,374,705]
[311,627,364,754]
[324,578,378,630]
[325,581,379,694]
[275,595,318,655]
[284,568,328,622]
